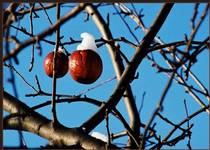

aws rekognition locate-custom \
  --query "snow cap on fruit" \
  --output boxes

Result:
[77,32,97,51]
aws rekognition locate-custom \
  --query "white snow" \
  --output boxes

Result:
[77,32,97,51]
[91,131,108,142]
[53,46,64,53]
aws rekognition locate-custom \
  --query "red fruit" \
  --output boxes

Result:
[69,50,103,84]
[43,51,68,78]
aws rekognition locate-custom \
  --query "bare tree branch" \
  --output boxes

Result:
[3,91,118,149]
[3,3,20,30]
[140,72,175,149]
[28,3,35,72]
[51,2,60,124]
[81,2,174,137]
[85,4,141,147]
[117,3,209,109]
[3,3,86,62]
[3,2,208,149]
[152,104,209,149]
[17,3,56,15]
[31,97,141,146]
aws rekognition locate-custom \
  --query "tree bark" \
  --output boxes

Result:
[85,4,140,147]
[3,91,118,149]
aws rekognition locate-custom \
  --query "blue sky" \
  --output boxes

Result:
[3,3,209,149]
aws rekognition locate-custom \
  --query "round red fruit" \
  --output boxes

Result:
[43,51,68,78]
[69,50,103,84]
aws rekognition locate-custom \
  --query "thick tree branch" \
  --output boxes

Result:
[116,3,209,107]
[3,91,118,149]
[85,4,140,147]
[81,3,174,135]
[30,96,154,144]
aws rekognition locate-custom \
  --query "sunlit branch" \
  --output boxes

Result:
[85,3,141,147]
[3,91,118,149]
[116,3,209,109]
[81,3,173,136]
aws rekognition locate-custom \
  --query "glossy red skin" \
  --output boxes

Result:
[69,50,103,84]
[43,51,68,78]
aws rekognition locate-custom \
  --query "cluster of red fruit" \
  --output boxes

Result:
[43,49,103,84]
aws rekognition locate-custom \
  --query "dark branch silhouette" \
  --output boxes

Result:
[3,3,209,149]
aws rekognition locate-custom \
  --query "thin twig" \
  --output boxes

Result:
[25,75,74,98]
[106,13,110,27]
[9,24,56,45]
[81,3,174,135]
[105,109,111,147]
[117,3,209,109]
[176,72,208,113]
[165,63,208,113]
[31,96,140,147]
[34,75,41,91]
[51,3,60,123]
[77,76,116,96]
[3,3,86,62]
[17,3,56,15]
[157,113,186,132]
[112,108,140,147]
[152,104,209,149]
[62,36,137,48]
[85,4,141,147]
[3,91,118,149]
[191,4,199,29]
[4,63,73,98]
[138,91,146,114]
[147,44,209,112]
[113,4,140,44]
[183,4,209,80]
[116,46,130,64]
[177,81,208,97]
[39,2,68,55]
[140,72,175,149]
[39,3,53,25]
[4,63,38,93]
[148,40,206,52]
[184,99,192,149]
[4,26,27,147]
[29,3,35,72]
[163,104,209,142]
[157,125,193,148]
